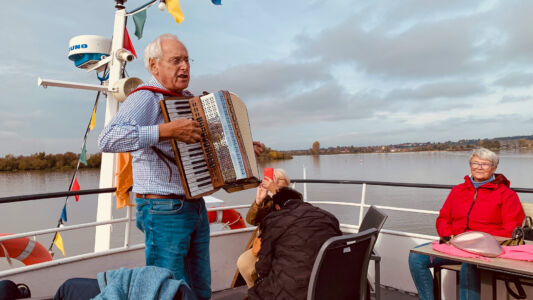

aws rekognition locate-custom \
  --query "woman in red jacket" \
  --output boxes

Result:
[409,148,525,300]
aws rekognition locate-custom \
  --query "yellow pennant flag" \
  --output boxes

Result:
[54,233,66,256]
[89,102,98,131]
[166,0,185,24]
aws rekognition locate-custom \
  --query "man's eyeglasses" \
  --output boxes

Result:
[469,162,493,170]
[159,56,193,66]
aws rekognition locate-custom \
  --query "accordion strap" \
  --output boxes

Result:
[128,86,188,97]
[151,146,178,183]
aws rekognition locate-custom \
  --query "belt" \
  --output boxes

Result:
[135,193,186,200]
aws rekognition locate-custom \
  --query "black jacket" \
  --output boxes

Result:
[248,195,342,300]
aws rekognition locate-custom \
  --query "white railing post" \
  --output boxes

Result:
[359,183,367,227]
[303,166,307,202]
[123,205,132,248]
[95,6,127,252]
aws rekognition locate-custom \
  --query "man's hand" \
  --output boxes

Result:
[159,119,202,143]
[253,141,263,157]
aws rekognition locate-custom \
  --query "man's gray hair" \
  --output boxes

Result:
[470,147,499,167]
[143,33,180,71]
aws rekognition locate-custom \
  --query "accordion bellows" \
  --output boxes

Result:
[450,231,503,257]
[160,90,260,199]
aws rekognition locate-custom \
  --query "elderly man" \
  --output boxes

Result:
[98,33,209,299]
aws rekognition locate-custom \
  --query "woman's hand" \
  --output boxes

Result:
[255,186,268,205]
[262,177,280,195]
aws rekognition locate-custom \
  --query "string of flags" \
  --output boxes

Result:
[130,0,222,40]
[50,86,103,257]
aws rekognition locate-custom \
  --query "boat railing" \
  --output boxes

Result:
[1,179,533,275]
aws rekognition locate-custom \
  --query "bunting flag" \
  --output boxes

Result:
[115,153,134,209]
[61,206,68,222]
[166,0,185,24]
[80,143,88,166]
[89,102,98,131]
[54,233,66,256]
[133,10,147,39]
[211,0,222,4]
[71,177,81,202]
[123,28,137,58]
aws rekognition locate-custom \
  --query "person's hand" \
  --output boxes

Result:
[159,119,202,143]
[255,186,268,205]
[253,141,263,157]
[262,177,279,195]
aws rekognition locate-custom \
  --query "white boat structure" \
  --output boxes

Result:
[1,1,533,299]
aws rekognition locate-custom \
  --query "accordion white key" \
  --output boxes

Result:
[160,90,260,199]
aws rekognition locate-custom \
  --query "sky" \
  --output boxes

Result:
[1,0,533,156]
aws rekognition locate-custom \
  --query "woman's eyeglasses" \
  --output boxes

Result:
[469,162,493,170]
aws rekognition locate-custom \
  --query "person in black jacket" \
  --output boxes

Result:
[248,187,342,300]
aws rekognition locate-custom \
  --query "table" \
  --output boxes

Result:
[411,242,533,299]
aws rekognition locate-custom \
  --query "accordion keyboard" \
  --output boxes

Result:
[165,99,215,196]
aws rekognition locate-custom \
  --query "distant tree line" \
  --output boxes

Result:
[0,152,101,172]
[0,142,294,171]
[286,135,533,156]
[256,144,293,162]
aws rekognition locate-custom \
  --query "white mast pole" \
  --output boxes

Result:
[94,1,127,252]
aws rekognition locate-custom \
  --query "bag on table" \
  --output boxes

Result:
[450,231,502,257]
[521,216,533,241]
[501,216,533,246]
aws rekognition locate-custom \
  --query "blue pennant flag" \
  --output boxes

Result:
[133,10,147,39]
[80,143,88,166]
[61,205,68,222]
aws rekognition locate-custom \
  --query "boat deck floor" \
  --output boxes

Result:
[212,284,418,300]
[31,285,417,300]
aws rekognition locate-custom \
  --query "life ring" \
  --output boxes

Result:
[207,208,246,230]
[0,234,52,266]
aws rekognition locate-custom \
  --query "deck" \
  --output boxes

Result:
[212,284,418,300]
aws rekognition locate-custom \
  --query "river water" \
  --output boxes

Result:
[1,150,532,261]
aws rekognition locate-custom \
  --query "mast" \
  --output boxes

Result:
[94,0,127,252]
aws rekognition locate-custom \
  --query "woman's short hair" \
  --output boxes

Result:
[274,168,291,185]
[470,147,499,167]
[144,33,180,71]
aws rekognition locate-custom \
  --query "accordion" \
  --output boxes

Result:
[160,90,260,199]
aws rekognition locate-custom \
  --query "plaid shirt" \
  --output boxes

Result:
[98,77,192,195]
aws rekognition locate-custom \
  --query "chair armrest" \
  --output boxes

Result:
[370,249,381,262]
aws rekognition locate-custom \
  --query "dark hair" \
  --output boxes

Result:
[272,187,303,208]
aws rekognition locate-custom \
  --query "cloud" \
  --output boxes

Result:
[247,81,386,128]
[190,61,332,101]
[386,80,487,101]
[293,13,486,79]
[492,72,533,87]
[500,95,533,103]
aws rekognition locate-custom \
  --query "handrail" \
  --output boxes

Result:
[1,178,531,244]
[2,178,532,205]
[291,179,533,193]
[0,187,116,204]
[2,178,530,278]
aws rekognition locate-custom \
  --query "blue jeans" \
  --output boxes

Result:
[136,197,211,300]
[408,242,480,300]
[54,278,100,300]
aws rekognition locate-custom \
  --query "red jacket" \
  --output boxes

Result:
[436,174,525,238]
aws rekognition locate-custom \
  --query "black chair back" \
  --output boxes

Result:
[307,228,378,300]
[359,205,388,233]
